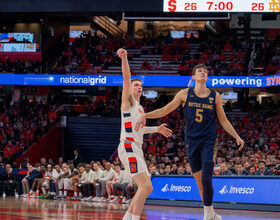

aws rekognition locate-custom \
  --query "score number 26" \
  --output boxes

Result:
[168,0,197,12]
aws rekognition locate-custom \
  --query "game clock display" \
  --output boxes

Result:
[164,0,280,12]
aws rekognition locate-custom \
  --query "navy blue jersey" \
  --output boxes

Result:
[183,87,217,138]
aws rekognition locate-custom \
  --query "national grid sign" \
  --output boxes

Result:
[0,74,279,87]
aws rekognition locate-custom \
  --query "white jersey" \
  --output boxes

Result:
[120,100,145,146]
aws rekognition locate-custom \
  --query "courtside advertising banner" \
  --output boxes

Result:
[0,74,279,87]
[148,176,280,205]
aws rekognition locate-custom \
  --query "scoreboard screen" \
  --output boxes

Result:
[164,0,280,12]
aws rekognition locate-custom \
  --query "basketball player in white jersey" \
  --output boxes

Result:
[117,48,172,220]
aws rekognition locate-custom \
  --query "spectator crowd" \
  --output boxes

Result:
[0,154,137,204]
[1,31,279,75]
[138,98,280,177]
[0,97,59,166]
[0,95,278,202]
[0,137,278,202]
[0,57,41,74]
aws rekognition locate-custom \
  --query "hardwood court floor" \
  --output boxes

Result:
[0,198,279,219]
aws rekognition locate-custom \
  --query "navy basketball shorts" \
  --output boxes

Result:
[185,136,218,173]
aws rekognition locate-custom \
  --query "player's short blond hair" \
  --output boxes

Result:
[192,64,208,75]
[131,78,142,84]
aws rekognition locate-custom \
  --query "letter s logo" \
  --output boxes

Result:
[168,0,177,12]
[130,163,137,173]
[266,77,271,86]
[128,157,138,174]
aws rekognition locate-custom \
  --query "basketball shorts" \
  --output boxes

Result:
[118,141,150,178]
[185,136,218,173]
[64,178,74,190]
[58,178,73,190]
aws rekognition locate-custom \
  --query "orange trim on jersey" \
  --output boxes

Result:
[125,122,132,128]
[138,108,144,114]
[126,137,135,142]
[124,142,133,152]
[128,157,137,163]
[124,142,132,148]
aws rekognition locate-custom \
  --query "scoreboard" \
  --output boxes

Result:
[164,0,280,12]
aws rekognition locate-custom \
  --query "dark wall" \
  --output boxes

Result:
[0,0,163,13]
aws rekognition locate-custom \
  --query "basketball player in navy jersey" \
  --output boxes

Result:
[136,64,244,220]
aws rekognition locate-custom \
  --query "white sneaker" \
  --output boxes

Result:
[23,194,29,198]
[85,196,92,201]
[109,197,119,203]
[213,213,222,220]
[92,197,100,202]
[96,197,103,202]
[15,194,19,198]
[204,213,222,220]
[122,197,127,204]
[2,193,6,198]
[99,197,107,203]
[124,199,131,204]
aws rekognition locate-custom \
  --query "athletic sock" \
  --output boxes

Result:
[122,211,132,220]
[42,188,46,194]
[64,191,67,197]
[74,192,77,197]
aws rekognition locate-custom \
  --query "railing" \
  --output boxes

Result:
[55,104,85,114]
[248,40,257,75]
[93,16,125,38]
[55,104,76,113]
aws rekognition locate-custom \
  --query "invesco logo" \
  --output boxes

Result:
[161,184,192,193]
[219,185,255,195]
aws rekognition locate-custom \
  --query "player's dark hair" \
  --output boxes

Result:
[77,163,85,168]
[35,163,41,167]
